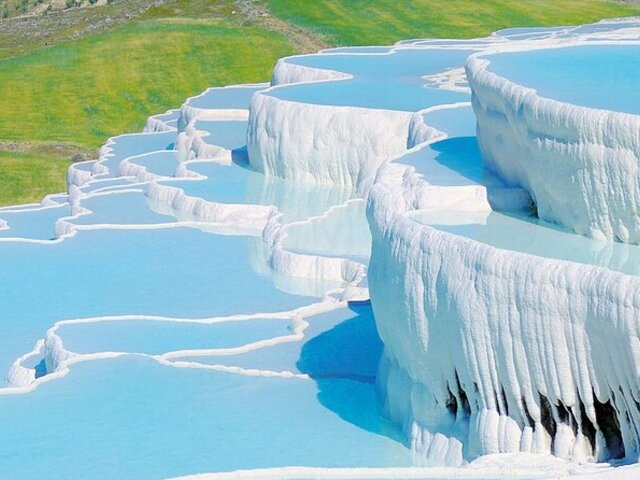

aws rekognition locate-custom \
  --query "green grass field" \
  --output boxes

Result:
[1,0,640,205]
[0,151,70,206]
[269,0,640,45]
[0,9,295,205]
[0,18,294,150]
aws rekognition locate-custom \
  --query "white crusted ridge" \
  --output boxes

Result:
[270,56,351,86]
[367,146,640,466]
[262,204,368,296]
[67,160,97,187]
[422,67,471,93]
[366,24,640,467]
[3,297,352,395]
[146,178,276,235]
[117,153,167,182]
[467,48,640,243]
[177,84,266,131]
[407,103,470,149]
[144,108,179,133]
[247,92,413,186]
[175,123,234,163]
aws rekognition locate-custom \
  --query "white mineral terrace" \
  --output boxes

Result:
[1,16,640,480]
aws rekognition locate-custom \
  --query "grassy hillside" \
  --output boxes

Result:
[0,150,70,205]
[269,0,640,45]
[0,18,294,149]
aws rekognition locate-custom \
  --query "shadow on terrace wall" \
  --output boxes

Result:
[296,301,406,444]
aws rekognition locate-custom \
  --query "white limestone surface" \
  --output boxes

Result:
[247,92,413,186]
[467,49,640,243]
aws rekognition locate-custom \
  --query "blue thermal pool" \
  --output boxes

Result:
[158,159,356,223]
[99,131,175,177]
[184,303,381,379]
[566,21,640,36]
[494,26,568,39]
[72,161,95,173]
[420,105,476,138]
[0,227,318,386]
[270,79,468,111]
[485,44,640,114]
[150,109,180,123]
[400,137,505,187]
[268,49,473,110]
[192,119,249,150]
[185,85,265,110]
[123,150,180,178]
[322,46,394,54]
[282,200,372,263]
[414,210,640,276]
[0,355,413,479]
[284,49,475,80]
[79,177,137,194]
[0,203,70,240]
[72,190,177,226]
[56,317,294,355]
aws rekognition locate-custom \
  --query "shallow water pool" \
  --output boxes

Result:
[0,227,317,386]
[415,209,640,276]
[485,44,640,114]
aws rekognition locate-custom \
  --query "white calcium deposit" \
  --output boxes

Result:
[467,54,640,243]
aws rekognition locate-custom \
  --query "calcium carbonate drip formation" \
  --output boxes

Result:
[1,17,640,480]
